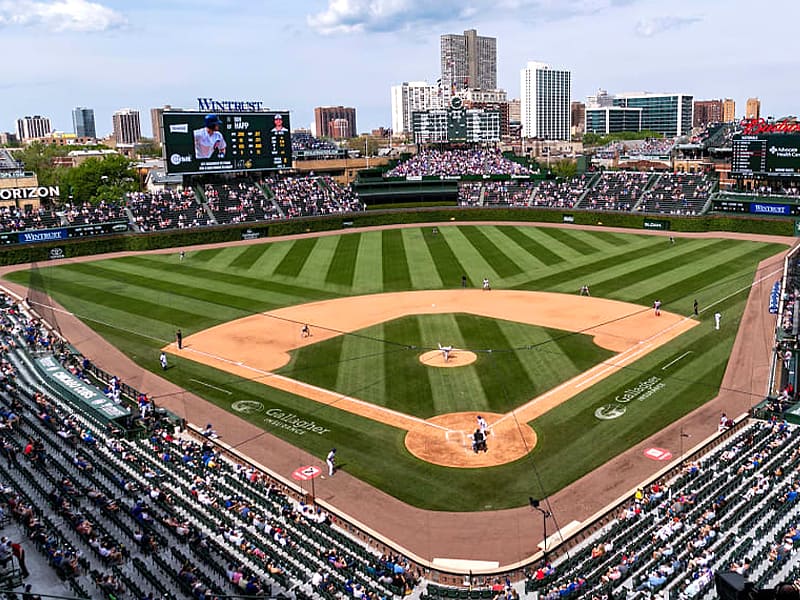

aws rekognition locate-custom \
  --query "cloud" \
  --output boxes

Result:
[308,0,646,35]
[635,15,701,37]
[308,0,477,34]
[0,0,127,32]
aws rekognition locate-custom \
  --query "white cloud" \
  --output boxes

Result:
[635,15,701,37]
[0,0,127,32]
[308,0,482,35]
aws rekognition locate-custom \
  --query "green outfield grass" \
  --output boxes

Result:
[280,314,614,418]
[4,225,786,510]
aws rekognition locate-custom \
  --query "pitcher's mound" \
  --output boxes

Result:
[419,349,477,368]
[405,412,537,468]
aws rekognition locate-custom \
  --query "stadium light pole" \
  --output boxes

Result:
[529,497,551,563]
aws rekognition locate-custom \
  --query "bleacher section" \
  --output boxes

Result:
[0,205,61,232]
[265,176,358,217]
[126,190,213,231]
[62,201,127,226]
[637,173,714,215]
[204,181,279,225]
[481,181,537,207]
[580,172,654,212]
[531,176,593,209]
[0,293,419,599]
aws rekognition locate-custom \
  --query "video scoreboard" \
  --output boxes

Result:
[162,111,292,175]
[732,133,800,178]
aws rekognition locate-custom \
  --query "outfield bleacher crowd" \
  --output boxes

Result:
[385,149,532,178]
[126,190,212,232]
[0,292,420,599]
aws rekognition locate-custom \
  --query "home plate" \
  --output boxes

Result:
[644,447,673,461]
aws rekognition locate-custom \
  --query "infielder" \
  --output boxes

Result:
[653,300,662,316]
[326,448,336,477]
[580,284,590,296]
[482,278,491,291]
[714,312,721,330]
[438,343,453,362]
[301,324,311,338]
[159,351,168,371]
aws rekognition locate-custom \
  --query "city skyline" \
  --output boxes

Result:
[0,0,796,138]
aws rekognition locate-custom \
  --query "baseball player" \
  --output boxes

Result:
[693,299,699,316]
[482,278,491,291]
[653,300,662,316]
[159,351,168,371]
[301,324,311,338]
[580,284,590,296]
[179,250,185,261]
[477,415,488,438]
[326,448,336,477]
[714,312,722,330]
[193,114,227,159]
[438,343,453,362]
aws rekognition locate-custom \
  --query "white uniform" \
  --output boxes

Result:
[326,449,336,476]
[477,416,488,436]
[438,343,452,361]
[193,127,226,159]
[159,352,167,370]
[714,312,721,330]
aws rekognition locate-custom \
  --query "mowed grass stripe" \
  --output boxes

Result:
[351,231,383,294]
[295,235,340,288]
[458,226,523,278]
[336,323,390,399]
[24,269,213,330]
[273,238,319,278]
[494,226,564,266]
[454,314,534,413]
[383,317,435,416]
[63,263,270,316]
[282,335,345,393]
[402,229,443,290]
[381,230,412,291]
[116,256,336,303]
[227,244,272,270]
[631,245,782,306]
[191,247,226,262]
[513,237,690,291]
[589,239,741,297]
[439,227,498,282]
[325,233,361,287]
[422,228,472,287]
[537,228,601,255]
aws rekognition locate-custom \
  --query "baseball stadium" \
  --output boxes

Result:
[0,118,799,600]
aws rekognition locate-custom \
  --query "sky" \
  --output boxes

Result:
[1,0,797,138]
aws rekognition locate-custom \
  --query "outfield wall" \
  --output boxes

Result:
[0,205,795,266]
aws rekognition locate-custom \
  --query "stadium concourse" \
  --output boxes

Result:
[0,221,792,600]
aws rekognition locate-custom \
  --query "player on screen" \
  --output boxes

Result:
[194,114,227,159]
[271,114,287,133]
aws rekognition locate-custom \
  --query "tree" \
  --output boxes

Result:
[136,138,161,158]
[344,135,383,156]
[549,159,578,180]
[61,154,137,204]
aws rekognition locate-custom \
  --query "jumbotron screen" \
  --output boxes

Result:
[162,111,292,175]
[732,134,800,177]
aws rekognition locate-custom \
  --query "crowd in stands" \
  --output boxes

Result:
[751,184,800,198]
[62,201,126,226]
[582,172,651,211]
[481,181,538,207]
[385,149,532,177]
[0,206,61,233]
[594,138,674,160]
[266,176,361,217]
[531,176,593,208]
[637,172,713,215]
[126,190,212,231]
[204,182,279,225]
[0,291,420,600]
[291,132,339,154]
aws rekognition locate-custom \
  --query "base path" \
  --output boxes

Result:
[168,290,697,468]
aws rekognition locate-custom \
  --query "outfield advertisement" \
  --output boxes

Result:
[712,199,800,216]
[0,221,129,246]
[162,111,292,175]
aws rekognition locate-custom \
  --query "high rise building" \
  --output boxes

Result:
[520,62,571,140]
[15,115,52,141]
[693,100,723,127]
[723,98,736,122]
[612,92,693,136]
[112,109,141,145]
[440,29,497,94]
[585,107,643,134]
[390,82,440,135]
[72,107,96,139]
[150,105,172,145]
[314,106,357,140]
[746,97,761,120]
[571,102,586,136]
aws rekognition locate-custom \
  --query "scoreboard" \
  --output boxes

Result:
[162,111,292,175]
[732,134,800,178]
[412,97,501,144]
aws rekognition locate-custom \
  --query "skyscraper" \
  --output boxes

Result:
[112,109,141,145]
[746,98,761,120]
[390,82,440,135]
[314,106,357,139]
[72,107,96,139]
[520,62,571,140]
[15,115,52,141]
[440,29,496,94]
[150,105,172,145]
[612,92,694,137]
[693,100,723,127]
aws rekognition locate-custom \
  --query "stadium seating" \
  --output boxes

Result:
[62,201,127,226]
[0,293,417,600]
[0,205,62,233]
[531,175,594,209]
[579,171,654,212]
[265,176,361,217]
[126,190,213,231]
[204,181,280,225]
[385,149,532,178]
[637,173,714,215]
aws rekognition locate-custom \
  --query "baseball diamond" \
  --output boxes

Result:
[4,223,785,516]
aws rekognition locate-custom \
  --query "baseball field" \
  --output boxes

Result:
[4,224,785,511]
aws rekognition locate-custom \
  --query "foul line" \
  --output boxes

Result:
[662,351,692,371]
[179,345,451,434]
[189,378,232,395]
